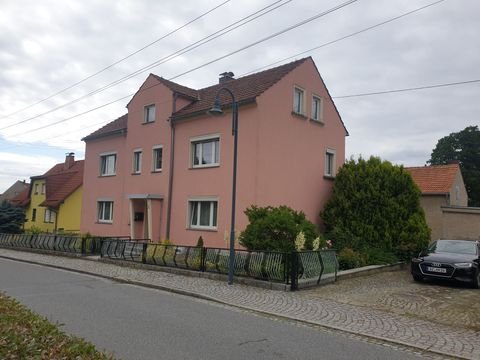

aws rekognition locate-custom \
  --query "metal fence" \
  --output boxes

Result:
[100,240,338,290]
[0,233,131,255]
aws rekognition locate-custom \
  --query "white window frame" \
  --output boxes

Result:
[144,104,156,123]
[41,183,46,194]
[188,198,218,230]
[97,200,114,223]
[132,149,142,174]
[311,95,323,123]
[191,134,220,168]
[152,145,163,172]
[100,152,117,176]
[293,85,305,115]
[325,149,336,177]
[43,208,55,223]
[34,183,39,195]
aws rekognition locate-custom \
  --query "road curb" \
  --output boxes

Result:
[0,253,467,360]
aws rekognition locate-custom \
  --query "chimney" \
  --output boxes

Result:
[64,152,75,170]
[219,71,235,84]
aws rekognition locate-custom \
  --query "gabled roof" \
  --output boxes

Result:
[172,58,309,119]
[0,180,29,204]
[31,160,84,208]
[8,186,30,208]
[82,114,128,142]
[151,74,199,100]
[405,164,461,194]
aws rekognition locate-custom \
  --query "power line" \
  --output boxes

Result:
[241,0,446,76]
[0,0,232,120]
[7,0,359,138]
[332,79,480,99]
[1,0,292,132]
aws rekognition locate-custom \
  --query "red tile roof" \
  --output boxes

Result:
[151,75,199,100]
[31,160,85,208]
[9,187,30,208]
[82,114,128,141]
[405,164,460,194]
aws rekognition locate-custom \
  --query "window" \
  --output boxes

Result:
[41,183,46,194]
[192,137,219,167]
[144,104,156,123]
[31,208,37,222]
[312,96,323,122]
[153,146,163,172]
[293,86,305,115]
[133,150,142,174]
[100,153,116,176]
[325,149,336,177]
[34,184,39,195]
[189,200,218,229]
[44,209,55,223]
[97,201,113,223]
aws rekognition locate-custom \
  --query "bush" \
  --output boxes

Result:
[196,236,204,247]
[337,248,366,270]
[321,156,430,267]
[239,205,318,252]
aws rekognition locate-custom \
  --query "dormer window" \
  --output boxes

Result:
[144,104,155,123]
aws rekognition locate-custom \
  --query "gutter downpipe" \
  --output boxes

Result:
[165,92,178,240]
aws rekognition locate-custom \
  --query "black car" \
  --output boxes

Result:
[411,239,480,288]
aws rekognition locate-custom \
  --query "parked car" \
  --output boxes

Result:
[411,240,480,288]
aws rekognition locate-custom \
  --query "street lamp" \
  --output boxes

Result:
[208,87,238,285]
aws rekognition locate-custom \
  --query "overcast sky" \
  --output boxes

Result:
[0,0,479,192]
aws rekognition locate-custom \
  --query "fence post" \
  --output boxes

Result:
[142,242,148,264]
[201,247,207,272]
[81,237,86,255]
[290,252,298,291]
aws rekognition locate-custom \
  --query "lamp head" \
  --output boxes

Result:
[208,97,223,116]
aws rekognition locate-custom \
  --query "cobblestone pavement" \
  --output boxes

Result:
[303,269,480,332]
[1,249,478,360]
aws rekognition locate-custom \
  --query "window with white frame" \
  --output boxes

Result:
[312,95,323,122]
[325,149,336,177]
[97,201,113,223]
[44,209,55,223]
[189,199,218,229]
[133,150,142,174]
[144,104,156,123]
[191,136,219,167]
[34,184,39,195]
[152,146,163,172]
[100,153,116,176]
[293,86,305,115]
[41,183,46,194]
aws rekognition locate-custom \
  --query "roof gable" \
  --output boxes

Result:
[405,164,461,194]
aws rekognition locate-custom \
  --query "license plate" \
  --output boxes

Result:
[427,266,446,273]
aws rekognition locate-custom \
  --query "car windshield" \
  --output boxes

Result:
[429,240,478,255]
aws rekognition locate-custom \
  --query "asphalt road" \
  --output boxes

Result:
[0,258,426,360]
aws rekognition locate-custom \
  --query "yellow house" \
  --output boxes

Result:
[24,153,84,233]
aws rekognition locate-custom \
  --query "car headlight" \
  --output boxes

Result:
[411,258,423,263]
[454,262,473,268]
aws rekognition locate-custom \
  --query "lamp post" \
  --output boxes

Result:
[209,87,238,285]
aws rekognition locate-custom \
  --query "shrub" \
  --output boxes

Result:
[338,247,366,270]
[239,205,318,252]
[196,236,204,247]
[321,156,430,267]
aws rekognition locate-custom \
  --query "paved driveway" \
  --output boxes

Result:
[303,267,480,331]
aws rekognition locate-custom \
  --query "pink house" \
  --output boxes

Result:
[80,57,348,247]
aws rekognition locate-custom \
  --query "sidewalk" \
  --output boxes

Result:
[1,248,478,360]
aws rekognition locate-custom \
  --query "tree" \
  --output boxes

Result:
[0,202,25,234]
[239,205,318,252]
[321,156,430,265]
[428,125,480,207]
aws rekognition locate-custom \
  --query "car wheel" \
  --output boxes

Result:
[412,273,423,282]
[473,270,480,289]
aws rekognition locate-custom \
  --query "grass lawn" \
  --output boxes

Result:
[0,292,114,359]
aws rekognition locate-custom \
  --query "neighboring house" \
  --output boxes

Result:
[80,57,348,247]
[22,153,84,233]
[406,163,480,241]
[0,180,29,205]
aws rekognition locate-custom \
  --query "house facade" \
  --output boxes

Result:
[406,163,480,241]
[22,153,84,233]
[80,57,348,247]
